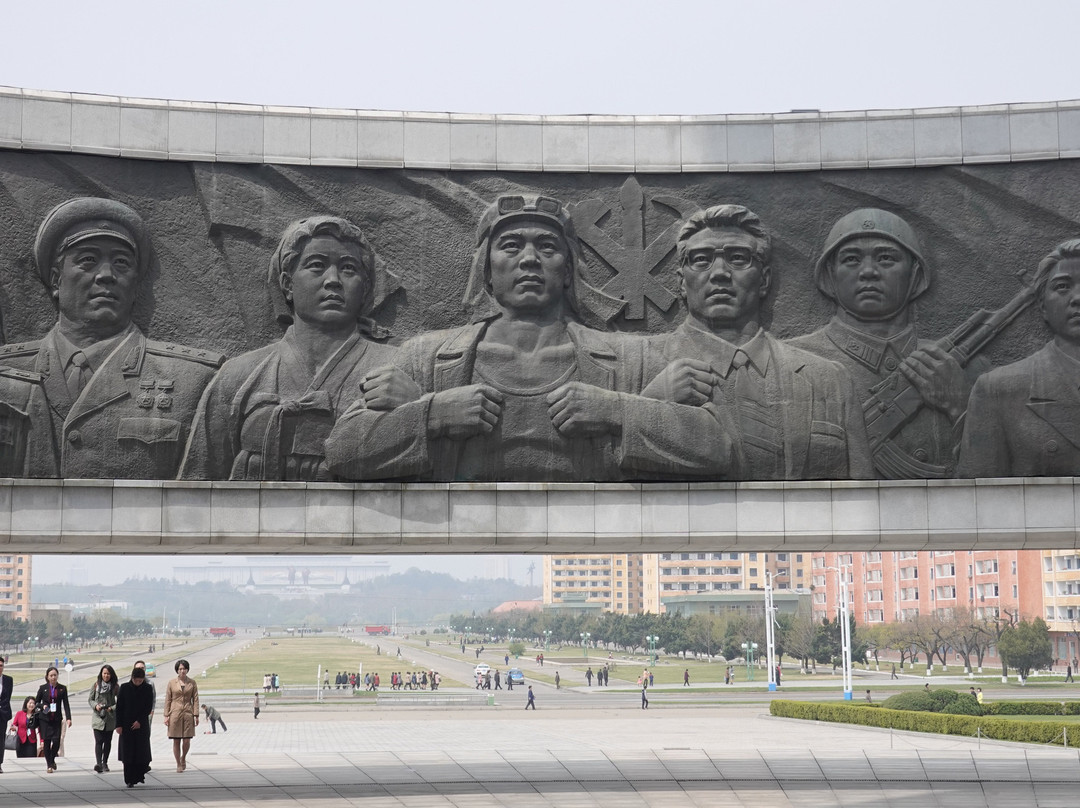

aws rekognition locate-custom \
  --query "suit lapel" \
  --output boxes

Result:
[65,330,144,427]
[1027,344,1080,449]
[36,329,75,422]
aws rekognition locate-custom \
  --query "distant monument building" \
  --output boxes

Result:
[171,556,390,597]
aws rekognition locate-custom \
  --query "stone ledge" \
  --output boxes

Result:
[0,478,1075,554]
[0,87,1075,172]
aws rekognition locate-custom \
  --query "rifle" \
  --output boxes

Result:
[863,280,1039,453]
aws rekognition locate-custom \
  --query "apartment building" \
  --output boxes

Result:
[0,553,31,620]
[1042,550,1080,663]
[542,553,645,614]
[544,551,809,615]
[812,550,1043,625]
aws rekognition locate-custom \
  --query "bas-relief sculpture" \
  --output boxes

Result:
[0,159,1076,483]
[325,195,739,482]
[0,198,223,479]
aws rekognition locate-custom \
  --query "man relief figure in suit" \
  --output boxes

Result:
[642,204,872,480]
[180,215,398,481]
[327,194,739,482]
[0,198,224,478]
[959,239,1080,476]
[790,208,982,479]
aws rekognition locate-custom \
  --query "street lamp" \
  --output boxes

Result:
[580,632,591,660]
[741,641,758,681]
[646,635,659,668]
[62,632,73,660]
[825,565,854,700]
[543,630,552,651]
[27,636,39,666]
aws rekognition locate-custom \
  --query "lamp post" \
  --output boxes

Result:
[580,632,591,660]
[741,641,758,681]
[764,572,777,691]
[826,564,854,700]
[62,632,73,661]
[27,636,39,666]
[646,635,659,668]
[543,630,552,651]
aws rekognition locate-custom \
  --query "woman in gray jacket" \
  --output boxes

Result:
[88,664,118,773]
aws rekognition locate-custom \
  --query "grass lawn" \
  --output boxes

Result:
[4,637,218,695]
[196,636,467,691]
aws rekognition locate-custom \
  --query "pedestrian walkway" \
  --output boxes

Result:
[0,703,1075,806]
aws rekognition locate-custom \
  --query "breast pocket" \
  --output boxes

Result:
[117,417,182,445]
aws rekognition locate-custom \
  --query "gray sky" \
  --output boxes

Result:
[9,0,1080,586]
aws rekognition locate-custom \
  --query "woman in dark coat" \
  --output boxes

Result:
[115,665,154,787]
[34,665,72,773]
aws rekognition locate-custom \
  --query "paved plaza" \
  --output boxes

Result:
[1,698,1077,808]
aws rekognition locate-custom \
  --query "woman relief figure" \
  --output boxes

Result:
[180,215,406,481]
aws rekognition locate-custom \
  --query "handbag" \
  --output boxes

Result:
[4,732,16,752]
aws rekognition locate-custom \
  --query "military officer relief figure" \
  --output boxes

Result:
[958,239,1080,477]
[0,198,224,479]
[641,205,872,480]
[327,195,739,482]
[179,216,400,481]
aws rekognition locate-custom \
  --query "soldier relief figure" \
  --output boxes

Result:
[790,209,986,479]
[0,198,223,479]
[326,195,738,482]
[179,216,399,481]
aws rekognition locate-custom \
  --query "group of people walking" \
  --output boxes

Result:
[1,658,200,789]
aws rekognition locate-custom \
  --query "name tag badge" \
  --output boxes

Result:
[49,703,57,713]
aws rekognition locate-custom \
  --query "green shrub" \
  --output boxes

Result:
[769,700,1079,747]
[983,701,1064,716]
[882,692,936,712]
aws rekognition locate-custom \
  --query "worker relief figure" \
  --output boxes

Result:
[0,197,224,479]
[327,194,742,482]
[641,204,872,480]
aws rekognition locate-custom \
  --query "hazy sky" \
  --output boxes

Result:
[8,1,1080,586]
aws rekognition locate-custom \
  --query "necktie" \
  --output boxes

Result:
[66,351,90,397]
[731,349,760,403]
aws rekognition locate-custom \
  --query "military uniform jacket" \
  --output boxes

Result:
[646,323,873,480]
[958,342,1080,477]
[0,365,58,477]
[790,318,983,479]
[326,319,739,482]
[179,328,397,481]
[0,325,223,479]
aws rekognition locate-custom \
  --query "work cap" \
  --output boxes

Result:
[474,194,577,247]
[33,197,149,286]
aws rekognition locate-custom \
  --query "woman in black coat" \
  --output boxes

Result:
[115,665,155,787]
[34,666,72,773]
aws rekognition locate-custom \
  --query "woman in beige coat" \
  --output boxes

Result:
[163,659,199,772]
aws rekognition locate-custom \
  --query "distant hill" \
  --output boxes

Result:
[33,568,539,631]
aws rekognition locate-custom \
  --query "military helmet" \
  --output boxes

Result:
[33,197,150,286]
[814,208,931,301]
